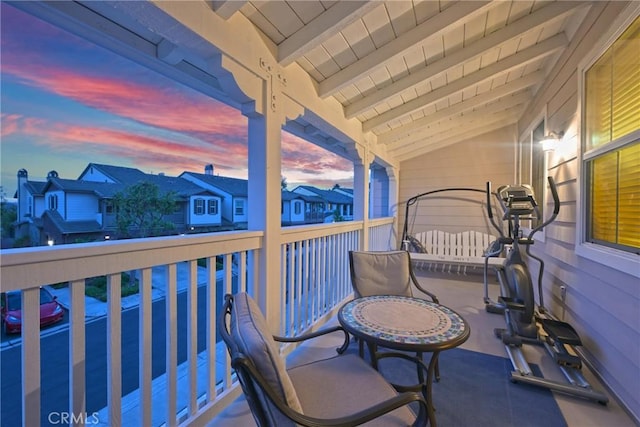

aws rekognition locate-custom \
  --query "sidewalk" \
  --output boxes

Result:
[49,262,212,318]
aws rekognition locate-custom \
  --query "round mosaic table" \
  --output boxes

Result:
[338,295,470,427]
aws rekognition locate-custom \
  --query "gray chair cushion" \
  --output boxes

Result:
[288,353,417,426]
[231,292,303,419]
[350,251,414,298]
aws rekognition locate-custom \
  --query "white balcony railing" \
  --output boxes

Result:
[0,218,395,426]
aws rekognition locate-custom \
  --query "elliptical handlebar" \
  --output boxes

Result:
[486,181,505,238]
[526,175,561,312]
[527,176,560,240]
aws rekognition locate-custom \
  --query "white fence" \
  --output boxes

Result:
[0,218,394,426]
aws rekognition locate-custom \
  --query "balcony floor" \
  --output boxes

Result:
[211,270,635,427]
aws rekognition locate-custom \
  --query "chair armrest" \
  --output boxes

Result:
[274,325,350,354]
[410,270,439,304]
[233,356,428,427]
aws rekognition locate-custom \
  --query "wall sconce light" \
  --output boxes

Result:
[47,238,54,246]
[540,131,564,152]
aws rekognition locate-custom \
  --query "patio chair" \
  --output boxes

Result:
[349,250,439,303]
[219,292,427,427]
[348,250,440,377]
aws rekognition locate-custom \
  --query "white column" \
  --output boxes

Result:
[386,165,400,248]
[353,144,370,250]
[245,63,286,333]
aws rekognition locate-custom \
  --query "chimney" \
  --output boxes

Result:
[205,164,214,175]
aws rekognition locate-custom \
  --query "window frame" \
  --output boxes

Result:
[576,3,640,278]
[194,198,205,215]
[517,110,549,242]
[207,199,218,215]
[48,194,58,211]
[234,199,245,216]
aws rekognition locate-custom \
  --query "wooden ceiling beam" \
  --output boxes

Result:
[345,1,586,119]
[317,1,492,98]
[208,0,247,20]
[392,110,524,161]
[277,1,379,67]
[363,33,567,132]
[378,71,541,144]
[386,92,530,150]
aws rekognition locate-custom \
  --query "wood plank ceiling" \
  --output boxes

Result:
[210,0,591,162]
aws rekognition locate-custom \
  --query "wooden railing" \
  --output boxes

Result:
[0,218,395,426]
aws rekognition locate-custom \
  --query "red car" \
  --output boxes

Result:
[1,288,64,334]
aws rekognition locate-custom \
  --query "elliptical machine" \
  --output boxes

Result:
[485,176,608,404]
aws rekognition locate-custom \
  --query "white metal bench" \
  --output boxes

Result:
[405,230,505,274]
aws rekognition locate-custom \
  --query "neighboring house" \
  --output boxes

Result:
[14,163,223,245]
[292,185,354,221]
[15,169,55,245]
[14,162,351,245]
[81,163,223,235]
[281,191,325,226]
[180,165,248,229]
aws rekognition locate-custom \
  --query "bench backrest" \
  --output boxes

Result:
[411,230,495,257]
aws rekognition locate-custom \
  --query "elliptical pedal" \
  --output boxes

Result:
[540,318,584,369]
[541,318,582,346]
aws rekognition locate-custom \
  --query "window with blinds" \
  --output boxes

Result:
[584,16,640,253]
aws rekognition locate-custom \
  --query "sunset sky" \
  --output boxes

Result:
[0,3,353,197]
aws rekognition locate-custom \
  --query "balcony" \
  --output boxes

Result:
[0,218,394,426]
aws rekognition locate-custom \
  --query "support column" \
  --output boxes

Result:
[245,112,283,333]
[386,165,400,248]
[353,143,371,250]
[244,58,300,334]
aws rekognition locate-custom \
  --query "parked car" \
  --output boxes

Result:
[1,287,64,334]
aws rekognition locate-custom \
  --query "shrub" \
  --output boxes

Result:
[85,272,139,302]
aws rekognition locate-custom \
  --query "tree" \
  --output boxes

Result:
[281,176,288,190]
[0,202,16,238]
[113,181,178,238]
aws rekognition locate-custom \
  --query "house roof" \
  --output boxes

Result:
[44,177,123,197]
[81,164,216,199]
[43,210,102,234]
[181,172,248,197]
[23,181,47,196]
[294,186,353,204]
[334,188,353,196]
[80,163,148,183]
[281,191,324,203]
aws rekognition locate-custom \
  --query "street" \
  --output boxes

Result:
[1,284,223,426]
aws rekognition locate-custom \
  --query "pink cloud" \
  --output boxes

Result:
[0,114,22,137]
[12,117,246,175]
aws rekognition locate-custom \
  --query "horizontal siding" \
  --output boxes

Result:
[517,1,640,420]
[66,193,98,221]
[399,125,515,239]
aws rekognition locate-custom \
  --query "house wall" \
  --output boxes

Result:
[65,193,99,221]
[398,125,516,239]
[46,190,65,217]
[188,196,222,226]
[281,201,291,223]
[233,197,248,223]
[81,167,115,183]
[515,2,639,421]
[291,200,305,223]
